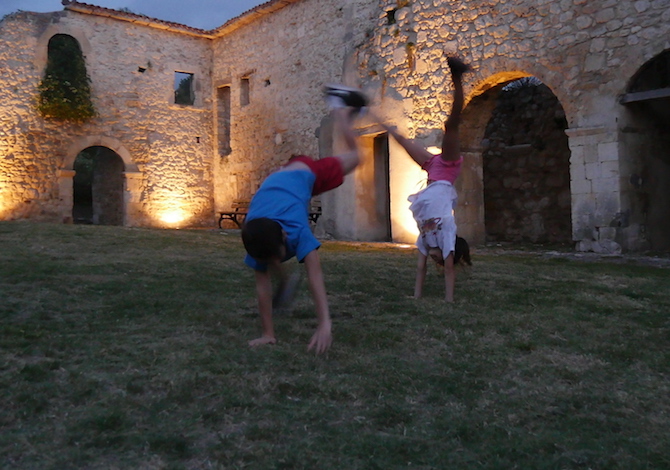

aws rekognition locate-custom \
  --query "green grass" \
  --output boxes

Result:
[1,221,669,469]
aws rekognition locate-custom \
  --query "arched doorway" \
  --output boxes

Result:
[459,75,572,246]
[481,77,571,244]
[620,50,670,251]
[72,146,125,225]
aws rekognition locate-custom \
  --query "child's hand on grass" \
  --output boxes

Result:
[308,321,332,355]
[248,336,277,347]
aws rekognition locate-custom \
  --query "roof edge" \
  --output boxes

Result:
[61,0,303,40]
[210,0,301,37]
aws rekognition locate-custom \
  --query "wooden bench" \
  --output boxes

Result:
[218,201,322,229]
[307,203,322,225]
[218,201,250,229]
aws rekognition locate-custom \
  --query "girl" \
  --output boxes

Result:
[378,55,470,302]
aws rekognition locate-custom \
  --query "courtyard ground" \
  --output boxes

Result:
[1,221,669,469]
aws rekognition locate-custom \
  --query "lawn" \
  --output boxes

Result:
[1,221,669,469]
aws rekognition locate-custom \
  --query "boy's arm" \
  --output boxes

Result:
[414,252,428,298]
[333,107,359,153]
[248,269,276,347]
[303,250,332,354]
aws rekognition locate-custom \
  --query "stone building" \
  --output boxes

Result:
[0,0,668,252]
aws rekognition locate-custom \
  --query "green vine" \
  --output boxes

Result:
[37,34,96,123]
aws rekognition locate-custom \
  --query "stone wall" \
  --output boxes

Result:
[0,12,61,220]
[354,0,670,250]
[0,9,215,227]
[209,0,380,215]
[1,0,669,250]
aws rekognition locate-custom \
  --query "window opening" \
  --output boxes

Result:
[174,72,195,105]
[37,34,95,122]
[386,9,397,25]
[240,77,250,106]
[217,86,231,155]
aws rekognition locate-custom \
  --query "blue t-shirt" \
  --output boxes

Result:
[244,169,320,271]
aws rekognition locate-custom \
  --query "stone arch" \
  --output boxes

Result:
[59,136,141,226]
[618,39,670,93]
[34,25,92,69]
[470,62,577,128]
[618,48,670,251]
[64,135,138,172]
[72,147,125,225]
[458,70,572,246]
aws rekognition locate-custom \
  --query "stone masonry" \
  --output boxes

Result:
[1,0,669,251]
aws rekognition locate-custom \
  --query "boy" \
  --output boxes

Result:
[241,85,367,354]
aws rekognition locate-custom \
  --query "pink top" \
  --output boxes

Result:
[422,155,463,184]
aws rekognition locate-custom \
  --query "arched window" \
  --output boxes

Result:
[37,34,95,122]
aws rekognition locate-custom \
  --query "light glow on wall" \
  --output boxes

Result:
[158,208,188,226]
[0,189,14,218]
[393,148,457,243]
[390,147,426,243]
[0,174,21,219]
[150,191,195,228]
[0,140,13,217]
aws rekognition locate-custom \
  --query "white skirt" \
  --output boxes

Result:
[408,181,458,259]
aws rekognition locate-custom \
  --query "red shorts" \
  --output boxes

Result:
[289,155,344,196]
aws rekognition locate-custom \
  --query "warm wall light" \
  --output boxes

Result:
[427,146,441,155]
[395,192,421,240]
[150,190,193,228]
[394,243,414,249]
[389,146,425,242]
[159,209,187,226]
[0,195,10,218]
[0,185,19,219]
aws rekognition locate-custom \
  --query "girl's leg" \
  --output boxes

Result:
[441,57,470,162]
[414,252,428,299]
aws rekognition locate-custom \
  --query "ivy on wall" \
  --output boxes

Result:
[37,34,96,123]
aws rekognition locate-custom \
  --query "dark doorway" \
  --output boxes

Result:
[373,134,392,241]
[482,77,572,244]
[621,50,670,251]
[72,146,125,225]
[355,133,392,241]
[72,150,93,224]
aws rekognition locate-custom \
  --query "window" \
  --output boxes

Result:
[174,72,195,105]
[217,86,231,155]
[240,77,250,106]
[37,34,95,122]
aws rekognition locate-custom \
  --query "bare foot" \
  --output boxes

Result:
[248,336,277,347]
[447,56,471,76]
